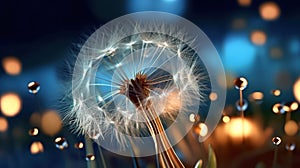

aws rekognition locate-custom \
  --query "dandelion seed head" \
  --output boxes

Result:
[66,11,226,156]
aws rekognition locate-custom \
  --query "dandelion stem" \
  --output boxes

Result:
[85,136,96,168]
[97,145,107,168]
[143,104,185,168]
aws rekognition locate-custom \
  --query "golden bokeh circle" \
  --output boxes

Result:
[259,2,281,21]
[250,30,267,45]
[0,92,22,117]
[2,56,22,75]
[40,110,62,136]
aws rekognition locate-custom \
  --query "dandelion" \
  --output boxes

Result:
[65,11,226,166]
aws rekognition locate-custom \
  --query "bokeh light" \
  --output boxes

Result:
[259,2,281,21]
[209,92,218,101]
[271,89,281,96]
[237,0,251,7]
[30,141,44,154]
[294,78,300,103]
[223,36,255,71]
[284,120,299,136]
[193,123,208,137]
[41,110,62,136]
[2,56,22,75]
[250,30,267,45]
[222,116,231,123]
[249,91,264,102]
[225,118,252,139]
[0,92,22,117]
[0,117,8,132]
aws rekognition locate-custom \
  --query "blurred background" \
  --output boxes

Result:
[0,0,300,167]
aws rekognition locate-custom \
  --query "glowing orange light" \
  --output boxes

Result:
[294,78,300,103]
[222,116,230,123]
[250,30,267,45]
[237,0,251,7]
[0,117,8,132]
[41,110,62,136]
[2,56,22,75]
[209,92,218,101]
[272,89,281,96]
[284,120,298,136]
[259,2,281,21]
[225,118,252,138]
[290,102,298,111]
[30,141,44,154]
[250,91,264,101]
[0,93,22,117]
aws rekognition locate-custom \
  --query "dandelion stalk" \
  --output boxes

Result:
[120,73,185,167]
[85,135,96,168]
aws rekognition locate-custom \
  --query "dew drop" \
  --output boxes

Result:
[284,102,298,112]
[272,103,286,114]
[285,142,296,151]
[189,113,200,123]
[222,115,230,123]
[272,136,281,146]
[74,142,84,149]
[235,99,248,111]
[54,137,68,150]
[28,81,40,94]
[192,122,208,137]
[86,154,95,161]
[271,89,281,96]
[28,127,39,136]
[234,77,248,90]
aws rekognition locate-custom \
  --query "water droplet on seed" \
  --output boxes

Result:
[28,81,40,94]
[74,142,84,149]
[234,77,248,90]
[86,154,95,161]
[272,136,281,146]
[28,127,39,136]
[285,142,296,151]
[54,137,68,150]
[235,99,248,111]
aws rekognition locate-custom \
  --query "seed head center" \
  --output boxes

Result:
[120,73,151,107]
